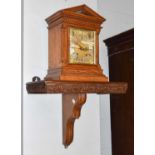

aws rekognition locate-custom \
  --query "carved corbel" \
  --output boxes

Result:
[62,93,87,148]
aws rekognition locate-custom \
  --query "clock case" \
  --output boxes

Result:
[45,5,108,82]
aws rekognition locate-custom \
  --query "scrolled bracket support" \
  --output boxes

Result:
[62,93,87,148]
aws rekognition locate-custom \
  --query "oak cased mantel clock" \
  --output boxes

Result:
[26,4,127,148]
[44,4,108,82]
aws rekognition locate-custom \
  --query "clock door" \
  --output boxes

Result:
[69,27,96,65]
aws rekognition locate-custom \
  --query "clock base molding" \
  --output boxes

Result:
[45,64,108,82]
[60,75,108,82]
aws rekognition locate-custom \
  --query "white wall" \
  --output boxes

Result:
[97,0,134,155]
[98,0,134,39]
[23,1,101,155]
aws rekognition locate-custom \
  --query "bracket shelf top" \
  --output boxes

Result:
[26,80,127,94]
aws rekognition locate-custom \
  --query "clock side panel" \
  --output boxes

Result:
[45,24,64,80]
[48,25,62,69]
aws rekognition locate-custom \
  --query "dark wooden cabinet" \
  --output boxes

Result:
[104,29,134,155]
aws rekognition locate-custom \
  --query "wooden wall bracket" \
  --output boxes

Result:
[62,93,87,148]
[26,78,127,148]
